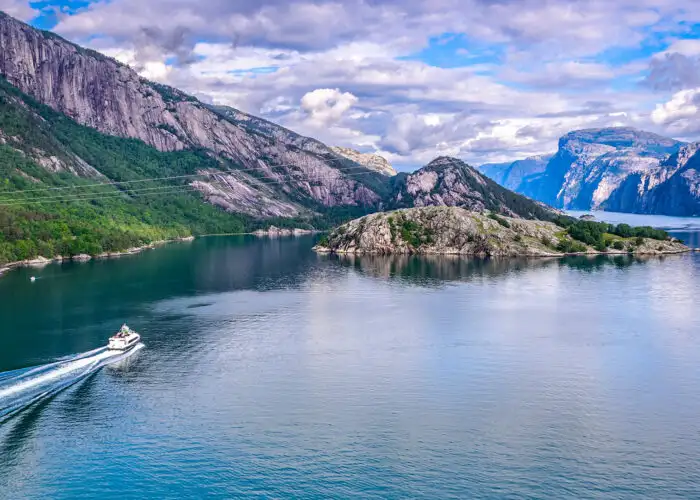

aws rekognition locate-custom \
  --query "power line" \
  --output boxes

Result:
[0,155,365,198]
[0,169,385,207]
[0,165,373,204]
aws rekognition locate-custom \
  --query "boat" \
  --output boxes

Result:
[108,324,141,351]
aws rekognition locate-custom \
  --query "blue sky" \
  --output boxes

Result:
[3,0,700,167]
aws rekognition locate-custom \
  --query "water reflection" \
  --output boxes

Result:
[326,252,672,284]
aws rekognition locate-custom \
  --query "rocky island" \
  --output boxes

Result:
[313,207,689,257]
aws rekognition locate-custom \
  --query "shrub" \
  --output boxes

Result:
[488,213,511,228]
[612,240,625,250]
[556,239,587,253]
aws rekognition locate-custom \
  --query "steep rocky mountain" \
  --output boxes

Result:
[0,11,387,218]
[389,157,557,220]
[479,154,552,192]
[479,127,700,214]
[518,128,683,210]
[603,143,700,215]
[329,147,397,176]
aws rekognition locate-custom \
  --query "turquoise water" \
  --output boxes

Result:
[2,235,700,498]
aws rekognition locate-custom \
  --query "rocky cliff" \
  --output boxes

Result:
[314,207,689,256]
[0,11,385,217]
[329,147,397,176]
[486,127,700,215]
[389,157,557,220]
[607,142,700,216]
[518,128,683,210]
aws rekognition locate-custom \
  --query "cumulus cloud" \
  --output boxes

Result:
[0,0,37,20]
[300,88,359,126]
[651,88,700,135]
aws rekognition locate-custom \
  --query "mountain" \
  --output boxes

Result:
[329,147,397,176]
[483,127,694,214]
[479,154,552,192]
[389,157,557,220]
[603,143,700,215]
[477,161,511,185]
[0,11,389,219]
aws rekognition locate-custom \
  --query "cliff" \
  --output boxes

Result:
[0,11,385,217]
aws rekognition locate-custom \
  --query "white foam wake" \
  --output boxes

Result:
[0,344,144,419]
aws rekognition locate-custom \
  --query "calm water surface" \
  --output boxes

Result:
[1,234,700,499]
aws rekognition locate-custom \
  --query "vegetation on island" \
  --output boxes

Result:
[553,217,671,252]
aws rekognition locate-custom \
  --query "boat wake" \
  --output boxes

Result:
[0,344,144,420]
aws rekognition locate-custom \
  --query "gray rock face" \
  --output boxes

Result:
[329,147,397,176]
[390,157,558,220]
[0,12,382,217]
[608,142,700,216]
[505,127,691,214]
[314,207,688,256]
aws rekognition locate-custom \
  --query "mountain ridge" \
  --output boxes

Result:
[479,127,700,215]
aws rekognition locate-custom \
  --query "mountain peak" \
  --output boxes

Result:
[561,127,683,150]
[329,147,397,176]
[389,156,556,220]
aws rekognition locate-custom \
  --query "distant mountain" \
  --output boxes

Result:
[603,143,700,215]
[477,161,511,184]
[389,157,557,220]
[483,127,700,215]
[479,154,552,192]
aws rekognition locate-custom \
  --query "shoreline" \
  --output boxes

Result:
[0,236,195,278]
[314,247,695,257]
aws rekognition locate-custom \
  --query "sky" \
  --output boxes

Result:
[3,0,700,169]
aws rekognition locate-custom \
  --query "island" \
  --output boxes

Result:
[313,207,689,256]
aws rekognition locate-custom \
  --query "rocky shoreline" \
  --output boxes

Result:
[0,236,195,278]
[252,226,316,237]
[313,207,691,257]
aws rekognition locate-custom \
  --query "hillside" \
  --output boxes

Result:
[0,75,251,264]
[0,11,389,218]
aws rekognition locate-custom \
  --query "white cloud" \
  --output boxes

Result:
[651,88,700,135]
[0,0,37,20]
[300,88,359,126]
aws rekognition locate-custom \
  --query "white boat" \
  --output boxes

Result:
[108,324,141,351]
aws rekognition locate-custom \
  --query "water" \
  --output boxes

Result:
[2,233,700,498]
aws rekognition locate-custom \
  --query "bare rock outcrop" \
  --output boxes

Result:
[314,207,689,256]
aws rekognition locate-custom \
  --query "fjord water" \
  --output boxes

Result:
[2,235,700,498]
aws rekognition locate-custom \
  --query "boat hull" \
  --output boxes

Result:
[108,334,141,351]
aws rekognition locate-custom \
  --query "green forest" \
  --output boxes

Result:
[0,77,254,265]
